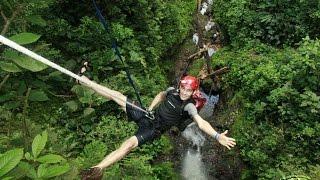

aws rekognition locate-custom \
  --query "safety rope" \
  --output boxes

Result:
[92,0,144,108]
[0,35,148,115]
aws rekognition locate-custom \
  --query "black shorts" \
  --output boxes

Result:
[126,99,160,146]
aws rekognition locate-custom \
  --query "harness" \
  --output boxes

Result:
[155,89,195,132]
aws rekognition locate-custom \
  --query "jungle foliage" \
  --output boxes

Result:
[212,0,320,179]
[213,0,320,47]
[1,0,319,179]
[213,39,320,179]
[0,0,195,179]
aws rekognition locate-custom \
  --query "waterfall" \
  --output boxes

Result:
[181,94,219,179]
[181,122,208,180]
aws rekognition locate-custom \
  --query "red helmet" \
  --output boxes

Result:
[180,75,199,90]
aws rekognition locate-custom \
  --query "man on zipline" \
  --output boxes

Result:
[81,74,236,179]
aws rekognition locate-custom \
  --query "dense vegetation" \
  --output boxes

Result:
[0,0,194,179]
[214,0,320,47]
[0,0,319,179]
[212,0,320,179]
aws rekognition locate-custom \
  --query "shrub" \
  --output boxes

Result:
[213,38,320,179]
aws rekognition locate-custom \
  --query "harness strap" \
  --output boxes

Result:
[92,0,144,108]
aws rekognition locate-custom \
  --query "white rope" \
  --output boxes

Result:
[0,35,148,114]
[0,35,88,84]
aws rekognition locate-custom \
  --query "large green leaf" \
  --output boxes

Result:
[12,56,48,72]
[42,164,70,178]
[9,33,41,45]
[17,162,37,179]
[32,131,48,159]
[3,50,48,72]
[0,62,22,72]
[29,90,49,102]
[26,15,47,27]
[0,148,24,177]
[36,154,66,164]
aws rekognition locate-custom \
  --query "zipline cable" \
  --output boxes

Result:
[92,0,144,108]
[0,35,148,114]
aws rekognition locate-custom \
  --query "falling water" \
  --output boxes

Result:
[181,94,219,180]
[181,123,208,180]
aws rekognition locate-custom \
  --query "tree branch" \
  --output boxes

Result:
[1,5,22,35]
[22,87,31,137]
[0,74,10,91]
[200,66,230,80]
[47,90,75,98]
[187,48,207,61]
[0,8,8,21]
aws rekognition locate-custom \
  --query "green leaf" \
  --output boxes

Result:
[12,56,48,72]
[42,164,70,178]
[36,154,66,164]
[9,33,41,45]
[71,85,84,97]
[32,131,48,159]
[83,107,95,117]
[4,50,48,72]
[0,62,22,72]
[17,162,37,179]
[65,101,78,112]
[37,164,47,178]
[0,148,24,177]
[24,152,32,161]
[26,15,47,27]
[72,85,95,104]
[29,90,49,102]
[48,71,66,82]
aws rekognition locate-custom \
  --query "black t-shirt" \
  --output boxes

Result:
[154,88,198,132]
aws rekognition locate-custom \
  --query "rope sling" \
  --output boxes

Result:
[92,0,144,108]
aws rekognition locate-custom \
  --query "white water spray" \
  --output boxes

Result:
[181,94,219,179]
[182,123,208,179]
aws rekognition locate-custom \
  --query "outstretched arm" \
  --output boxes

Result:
[148,91,166,111]
[193,114,236,149]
